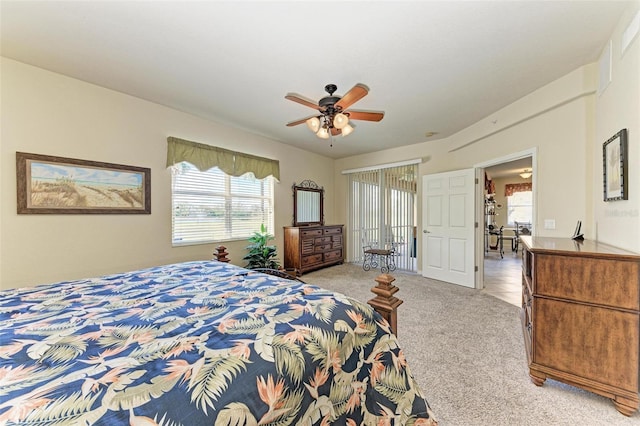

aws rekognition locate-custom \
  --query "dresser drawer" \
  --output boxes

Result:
[534,297,639,391]
[315,236,331,244]
[324,249,342,262]
[523,293,532,342]
[315,244,332,252]
[301,229,323,238]
[323,226,342,236]
[535,254,640,310]
[301,254,323,266]
[523,283,532,311]
[301,239,315,254]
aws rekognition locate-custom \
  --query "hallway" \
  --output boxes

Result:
[482,250,522,306]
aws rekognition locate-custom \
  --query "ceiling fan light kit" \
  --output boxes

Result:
[333,112,349,129]
[306,116,321,133]
[317,127,330,139]
[341,123,354,137]
[520,169,533,179]
[285,83,384,140]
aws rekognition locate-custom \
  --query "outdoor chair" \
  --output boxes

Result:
[362,229,397,273]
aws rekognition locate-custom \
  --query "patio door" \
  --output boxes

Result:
[346,161,418,272]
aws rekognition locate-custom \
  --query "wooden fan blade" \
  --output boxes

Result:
[286,115,320,127]
[335,83,369,110]
[346,109,385,122]
[285,93,321,110]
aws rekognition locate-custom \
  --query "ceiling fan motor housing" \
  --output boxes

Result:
[319,96,340,109]
[319,83,341,111]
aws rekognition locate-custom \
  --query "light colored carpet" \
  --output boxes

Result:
[303,263,640,425]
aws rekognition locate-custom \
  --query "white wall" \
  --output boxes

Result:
[594,4,640,252]
[0,58,335,289]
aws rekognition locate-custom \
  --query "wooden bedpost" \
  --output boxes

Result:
[214,245,230,263]
[368,273,403,335]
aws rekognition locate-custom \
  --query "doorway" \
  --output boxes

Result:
[476,150,535,304]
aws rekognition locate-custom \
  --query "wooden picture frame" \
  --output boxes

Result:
[603,129,628,202]
[16,152,151,214]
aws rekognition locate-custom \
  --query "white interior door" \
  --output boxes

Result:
[422,168,476,288]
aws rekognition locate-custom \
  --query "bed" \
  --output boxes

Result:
[0,261,437,425]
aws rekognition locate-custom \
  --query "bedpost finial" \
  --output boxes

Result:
[214,245,230,263]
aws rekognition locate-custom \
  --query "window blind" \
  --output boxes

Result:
[347,163,418,272]
[171,162,274,245]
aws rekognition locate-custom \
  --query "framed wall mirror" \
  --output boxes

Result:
[293,180,324,226]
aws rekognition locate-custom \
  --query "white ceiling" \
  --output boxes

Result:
[1,1,632,159]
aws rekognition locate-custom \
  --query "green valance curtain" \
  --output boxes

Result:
[166,137,280,181]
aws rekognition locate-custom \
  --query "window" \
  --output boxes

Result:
[171,162,274,246]
[507,191,532,225]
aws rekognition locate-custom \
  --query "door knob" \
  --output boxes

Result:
[423,230,430,233]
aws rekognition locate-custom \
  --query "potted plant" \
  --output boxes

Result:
[243,224,280,269]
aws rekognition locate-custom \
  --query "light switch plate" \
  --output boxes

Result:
[544,219,556,230]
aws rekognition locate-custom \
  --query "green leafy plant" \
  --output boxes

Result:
[243,224,280,269]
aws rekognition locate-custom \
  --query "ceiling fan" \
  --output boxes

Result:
[285,83,384,139]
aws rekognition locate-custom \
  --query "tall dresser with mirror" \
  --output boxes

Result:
[283,181,344,275]
[520,236,640,416]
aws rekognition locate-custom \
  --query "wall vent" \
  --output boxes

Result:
[622,10,640,57]
[597,40,612,96]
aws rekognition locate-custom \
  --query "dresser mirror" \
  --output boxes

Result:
[293,180,324,226]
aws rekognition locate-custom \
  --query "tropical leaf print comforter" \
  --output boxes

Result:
[0,261,437,425]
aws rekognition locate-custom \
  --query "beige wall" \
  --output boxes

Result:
[335,1,640,261]
[3,3,638,288]
[335,65,596,268]
[0,58,335,289]
[593,3,640,252]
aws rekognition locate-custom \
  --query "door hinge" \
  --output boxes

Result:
[475,221,478,228]
[475,265,479,272]
[475,178,479,184]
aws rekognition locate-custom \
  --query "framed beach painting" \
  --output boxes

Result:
[16,152,151,214]
[602,129,628,202]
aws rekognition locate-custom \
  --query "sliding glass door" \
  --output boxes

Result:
[347,163,418,272]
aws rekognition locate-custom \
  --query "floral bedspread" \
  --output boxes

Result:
[0,261,437,425]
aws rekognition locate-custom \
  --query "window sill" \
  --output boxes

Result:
[172,237,246,248]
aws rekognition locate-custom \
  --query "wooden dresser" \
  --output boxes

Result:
[284,225,344,275]
[520,236,640,416]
